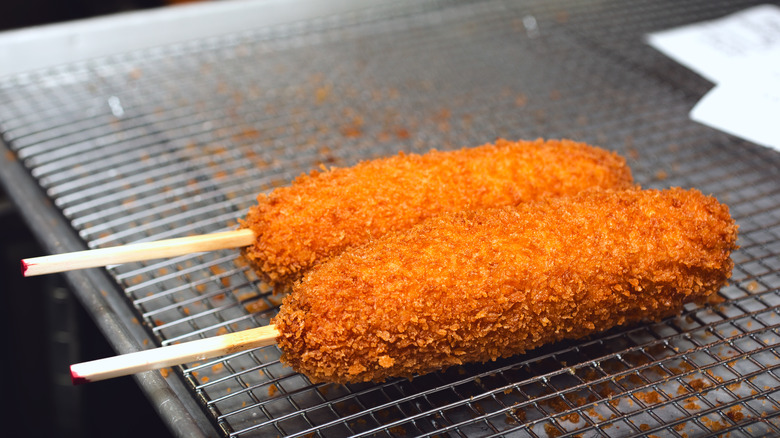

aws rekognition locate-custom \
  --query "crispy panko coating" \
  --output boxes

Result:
[273,188,738,383]
[241,138,633,289]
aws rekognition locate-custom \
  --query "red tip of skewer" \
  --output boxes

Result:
[21,260,29,276]
[70,368,90,386]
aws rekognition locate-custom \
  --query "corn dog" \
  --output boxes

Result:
[241,138,634,289]
[273,188,738,383]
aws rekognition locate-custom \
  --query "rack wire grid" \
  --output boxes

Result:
[2,0,780,436]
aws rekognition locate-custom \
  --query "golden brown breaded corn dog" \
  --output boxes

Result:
[273,188,738,383]
[241,138,634,289]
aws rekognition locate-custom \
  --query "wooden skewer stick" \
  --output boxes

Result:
[70,324,278,385]
[22,228,256,277]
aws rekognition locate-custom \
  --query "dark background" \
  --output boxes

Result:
[0,2,204,437]
[0,0,171,32]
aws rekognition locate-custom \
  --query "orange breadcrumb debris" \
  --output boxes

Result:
[726,406,745,422]
[241,138,634,290]
[388,426,406,435]
[273,188,737,383]
[544,423,563,437]
[244,300,269,313]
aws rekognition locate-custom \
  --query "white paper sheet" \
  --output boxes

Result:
[691,73,780,151]
[646,4,780,84]
[646,4,780,151]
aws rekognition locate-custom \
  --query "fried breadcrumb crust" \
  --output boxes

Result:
[241,138,633,289]
[273,188,738,383]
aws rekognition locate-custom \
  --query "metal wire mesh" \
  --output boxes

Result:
[2,0,780,436]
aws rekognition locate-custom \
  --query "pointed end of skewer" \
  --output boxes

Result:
[21,259,31,277]
[18,229,256,278]
[70,367,90,386]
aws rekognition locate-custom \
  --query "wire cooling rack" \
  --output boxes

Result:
[1,0,779,436]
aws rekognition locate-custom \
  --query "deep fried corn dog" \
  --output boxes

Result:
[273,188,738,383]
[241,139,633,289]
